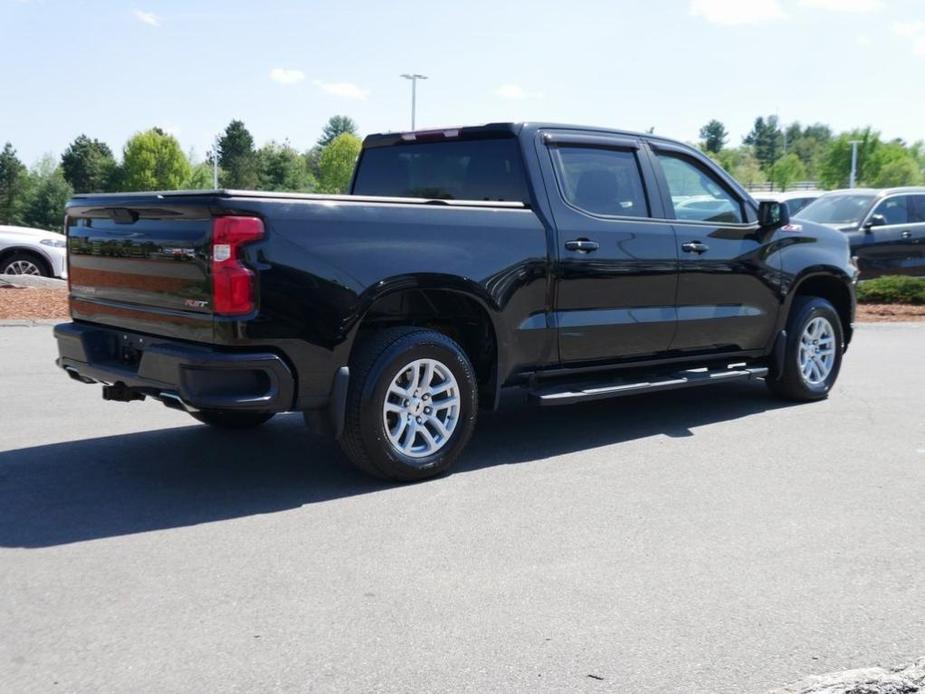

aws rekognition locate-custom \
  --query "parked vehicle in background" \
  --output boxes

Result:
[796,187,925,279]
[54,122,856,482]
[751,190,823,217]
[0,225,68,278]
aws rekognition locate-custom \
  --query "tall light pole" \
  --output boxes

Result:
[209,135,220,189]
[848,140,862,188]
[400,73,427,131]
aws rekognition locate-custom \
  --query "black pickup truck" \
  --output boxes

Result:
[55,122,857,481]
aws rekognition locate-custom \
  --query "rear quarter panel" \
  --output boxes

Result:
[212,196,551,407]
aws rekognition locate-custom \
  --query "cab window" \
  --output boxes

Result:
[550,146,650,218]
[655,153,743,224]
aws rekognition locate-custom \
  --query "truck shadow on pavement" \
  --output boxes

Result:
[0,382,796,548]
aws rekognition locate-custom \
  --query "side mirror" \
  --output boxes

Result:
[758,200,790,229]
[864,214,887,231]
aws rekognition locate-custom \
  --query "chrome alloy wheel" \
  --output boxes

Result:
[798,316,836,386]
[382,358,461,459]
[5,259,41,275]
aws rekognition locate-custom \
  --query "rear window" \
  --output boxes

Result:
[352,138,529,203]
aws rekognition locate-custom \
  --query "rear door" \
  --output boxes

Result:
[649,143,780,354]
[909,195,925,276]
[537,131,678,364]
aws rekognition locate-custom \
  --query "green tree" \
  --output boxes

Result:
[317,115,358,148]
[23,156,73,231]
[744,115,783,171]
[120,128,191,191]
[60,135,116,193]
[0,143,28,225]
[217,119,259,189]
[819,128,879,189]
[257,141,315,191]
[714,147,766,188]
[317,133,361,194]
[868,142,925,187]
[182,162,215,190]
[304,146,323,181]
[870,157,925,187]
[784,122,831,179]
[699,119,728,154]
[769,153,807,192]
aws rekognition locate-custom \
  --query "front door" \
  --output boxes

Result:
[856,195,925,278]
[649,145,781,354]
[538,133,679,364]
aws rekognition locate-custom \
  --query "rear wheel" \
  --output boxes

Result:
[339,327,478,482]
[191,409,274,429]
[767,296,844,401]
[1,252,51,277]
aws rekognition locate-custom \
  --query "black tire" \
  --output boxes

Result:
[1,251,52,277]
[339,327,478,482]
[767,296,844,402]
[190,409,274,429]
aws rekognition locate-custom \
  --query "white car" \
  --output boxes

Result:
[750,190,823,217]
[0,225,68,279]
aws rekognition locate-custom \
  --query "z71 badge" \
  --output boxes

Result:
[185,299,209,309]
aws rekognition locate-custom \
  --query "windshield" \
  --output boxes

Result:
[797,194,875,225]
[352,137,528,202]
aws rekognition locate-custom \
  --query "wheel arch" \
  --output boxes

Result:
[783,270,855,346]
[0,246,54,275]
[346,275,504,409]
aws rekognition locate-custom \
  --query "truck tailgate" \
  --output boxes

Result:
[66,197,216,340]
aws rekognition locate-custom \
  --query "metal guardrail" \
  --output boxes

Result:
[745,181,820,192]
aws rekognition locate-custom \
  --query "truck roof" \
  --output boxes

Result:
[362,122,698,153]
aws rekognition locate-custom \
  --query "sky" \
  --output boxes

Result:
[1,0,924,166]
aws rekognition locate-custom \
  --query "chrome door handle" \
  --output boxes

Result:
[565,239,600,253]
[901,230,912,239]
[681,241,709,254]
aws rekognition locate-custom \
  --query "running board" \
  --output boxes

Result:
[530,366,769,406]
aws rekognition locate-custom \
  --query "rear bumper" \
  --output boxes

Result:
[54,322,295,412]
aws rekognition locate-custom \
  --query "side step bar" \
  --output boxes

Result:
[530,366,769,406]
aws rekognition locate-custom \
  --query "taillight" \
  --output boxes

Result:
[212,216,264,316]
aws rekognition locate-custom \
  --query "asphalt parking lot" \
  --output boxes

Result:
[1,323,924,694]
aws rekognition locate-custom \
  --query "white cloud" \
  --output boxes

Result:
[689,0,785,25]
[799,0,882,11]
[313,80,369,99]
[133,9,160,26]
[494,84,543,100]
[269,68,305,85]
[893,20,925,36]
[892,20,925,58]
[856,34,872,46]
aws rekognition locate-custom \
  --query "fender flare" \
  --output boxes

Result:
[340,273,506,405]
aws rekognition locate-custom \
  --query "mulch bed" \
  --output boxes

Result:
[0,286,69,321]
[856,303,925,322]
[1,284,923,323]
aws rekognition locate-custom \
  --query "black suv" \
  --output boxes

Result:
[797,187,925,278]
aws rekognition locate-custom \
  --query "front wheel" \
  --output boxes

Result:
[767,296,844,401]
[339,327,478,482]
[191,409,274,429]
[1,252,51,277]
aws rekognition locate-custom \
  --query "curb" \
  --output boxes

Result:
[0,319,62,327]
[0,274,66,289]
